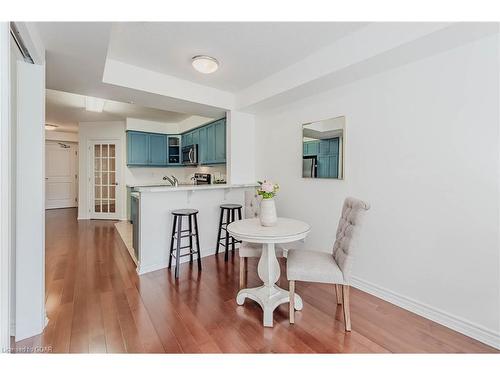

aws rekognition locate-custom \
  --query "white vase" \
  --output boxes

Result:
[260,198,277,227]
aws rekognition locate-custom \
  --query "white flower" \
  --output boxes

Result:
[261,181,274,193]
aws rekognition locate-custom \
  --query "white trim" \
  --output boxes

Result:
[0,22,12,350]
[350,276,500,350]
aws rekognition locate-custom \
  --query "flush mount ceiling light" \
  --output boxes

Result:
[192,55,219,74]
[45,124,58,131]
[85,96,106,112]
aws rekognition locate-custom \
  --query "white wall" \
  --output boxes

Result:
[126,117,179,134]
[45,130,78,143]
[255,34,500,348]
[177,115,214,133]
[227,110,256,184]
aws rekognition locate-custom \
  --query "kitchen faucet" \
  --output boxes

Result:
[162,175,178,186]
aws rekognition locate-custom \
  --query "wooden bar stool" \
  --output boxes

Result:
[168,209,202,278]
[215,204,242,261]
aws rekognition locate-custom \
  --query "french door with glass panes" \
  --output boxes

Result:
[90,140,121,219]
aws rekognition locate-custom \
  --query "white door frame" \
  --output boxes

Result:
[87,138,122,220]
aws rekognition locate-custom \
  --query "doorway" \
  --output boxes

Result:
[89,140,122,220]
[45,141,78,209]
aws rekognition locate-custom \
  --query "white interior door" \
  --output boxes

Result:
[90,140,121,219]
[45,141,78,209]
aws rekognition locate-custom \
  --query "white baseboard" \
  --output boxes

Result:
[350,276,500,350]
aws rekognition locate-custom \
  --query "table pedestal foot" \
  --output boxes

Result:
[236,285,302,327]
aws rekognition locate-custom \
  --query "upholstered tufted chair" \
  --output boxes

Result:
[286,197,370,331]
[238,191,288,289]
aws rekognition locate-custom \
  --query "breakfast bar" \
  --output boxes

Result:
[131,183,257,275]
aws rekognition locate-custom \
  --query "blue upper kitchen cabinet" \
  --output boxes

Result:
[127,131,149,165]
[191,128,199,146]
[205,122,216,164]
[214,119,226,163]
[167,135,181,165]
[198,126,207,163]
[148,133,167,165]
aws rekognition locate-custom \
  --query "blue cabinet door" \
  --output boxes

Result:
[319,139,331,155]
[127,132,149,165]
[149,134,167,165]
[214,120,226,163]
[206,124,215,163]
[191,129,199,145]
[329,138,339,155]
[329,155,339,178]
[198,126,207,163]
[317,155,330,178]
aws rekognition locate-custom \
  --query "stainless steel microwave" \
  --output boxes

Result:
[182,144,198,166]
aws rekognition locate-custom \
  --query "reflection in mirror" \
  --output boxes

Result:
[302,116,345,179]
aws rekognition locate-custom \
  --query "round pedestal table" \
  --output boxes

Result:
[227,218,311,327]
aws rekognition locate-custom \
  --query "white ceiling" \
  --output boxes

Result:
[46,89,190,132]
[107,22,368,92]
[35,22,227,118]
[34,22,367,115]
[32,22,492,117]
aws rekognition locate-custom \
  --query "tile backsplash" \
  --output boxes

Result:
[125,165,226,186]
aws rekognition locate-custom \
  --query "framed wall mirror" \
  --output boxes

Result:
[302,116,345,179]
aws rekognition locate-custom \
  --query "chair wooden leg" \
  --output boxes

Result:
[342,285,351,331]
[239,257,247,289]
[289,280,295,324]
[335,284,342,305]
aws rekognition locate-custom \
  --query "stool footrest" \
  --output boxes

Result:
[174,233,198,240]
[171,251,199,259]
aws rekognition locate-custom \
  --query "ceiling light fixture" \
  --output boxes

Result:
[45,124,58,131]
[85,96,105,112]
[192,55,219,74]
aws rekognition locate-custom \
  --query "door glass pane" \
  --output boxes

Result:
[93,142,117,216]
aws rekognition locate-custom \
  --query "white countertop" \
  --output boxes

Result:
[130,183,258,193]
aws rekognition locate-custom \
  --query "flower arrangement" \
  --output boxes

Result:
[257,180,280,199]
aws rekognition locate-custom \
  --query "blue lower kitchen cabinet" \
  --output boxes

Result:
[127,131,149,165]
[149,133,167,165]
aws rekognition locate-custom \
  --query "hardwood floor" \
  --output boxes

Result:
[15,208,497,353]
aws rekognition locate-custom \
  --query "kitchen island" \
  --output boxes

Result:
[129,183,257,275]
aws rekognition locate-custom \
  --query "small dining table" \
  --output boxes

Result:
[227,217,311,327]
